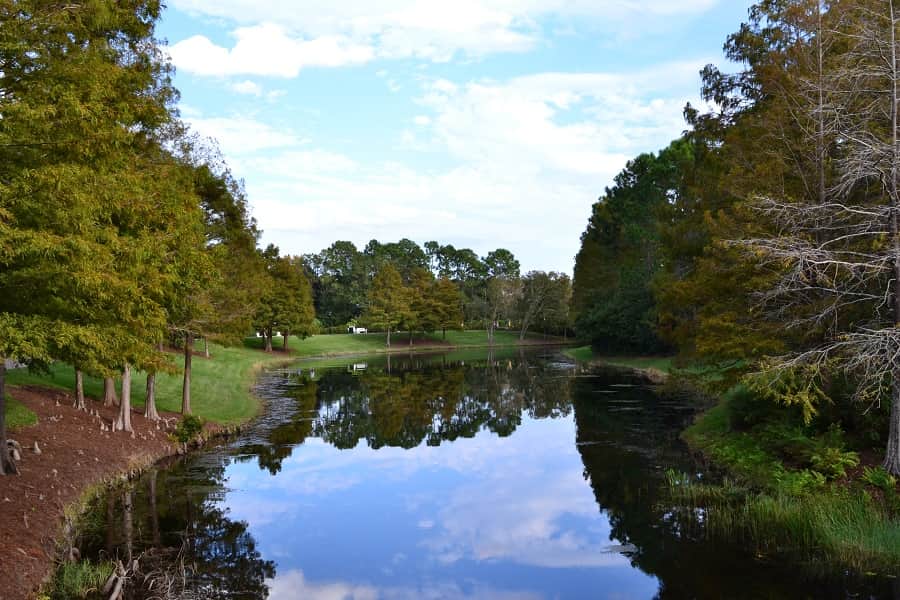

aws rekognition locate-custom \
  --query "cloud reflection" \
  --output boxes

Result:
[268,569,543,600]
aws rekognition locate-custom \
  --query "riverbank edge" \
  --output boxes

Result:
[287,339,578,363]
[676,390,900,574]
[20,355,290,600]
[28,340,572,598]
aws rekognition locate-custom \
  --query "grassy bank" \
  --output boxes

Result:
[6,342,286,425]
[6,395,38,429]
[5,331,567,427]
[678,388,900,573]
[251,329,564,357]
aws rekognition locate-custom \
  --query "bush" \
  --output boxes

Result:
[810,447,860,480]
[726,384,782,431]
[861,466,898,492]
[172,415,204,443]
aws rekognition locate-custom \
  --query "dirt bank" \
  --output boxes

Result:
[0,386,187,600]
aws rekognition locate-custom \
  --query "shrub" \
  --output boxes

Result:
[172,415,204,443]
[810,447,859,480]
[861,466,898,492]
[726,384,781,431]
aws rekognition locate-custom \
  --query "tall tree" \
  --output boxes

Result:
[433,277,464,339]
[366,264,411,347]
[735,0,900,474]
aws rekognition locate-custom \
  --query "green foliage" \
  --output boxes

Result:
[673,487,900,573]
[810,448,859,481]
[861,467,898,493]
[572,139,694,353]
[725,384,783,431]
[45,560,114,600]
[173,414,204,443]
[365,264,412,345]
[744,368,830,424]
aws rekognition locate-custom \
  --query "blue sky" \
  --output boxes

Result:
[158,1,754,272]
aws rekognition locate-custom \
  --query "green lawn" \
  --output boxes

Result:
[5,331,566,427]
[248,329,562,357]
[6,343,286,425]
[5,396,37,430]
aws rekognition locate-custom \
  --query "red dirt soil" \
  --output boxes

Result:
[0,386,183,600]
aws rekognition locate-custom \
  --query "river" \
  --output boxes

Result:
[76,348,897,599]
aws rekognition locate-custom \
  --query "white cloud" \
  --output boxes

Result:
[230,79,262,96]
[184,116,305,155]
[224,61,706,271]
[168,24,374,77]
[167,1,721,75]
[268,570,544,600]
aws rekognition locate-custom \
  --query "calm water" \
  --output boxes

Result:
[80,349,897,599]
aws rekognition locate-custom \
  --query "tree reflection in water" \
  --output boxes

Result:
[75,352,897,599]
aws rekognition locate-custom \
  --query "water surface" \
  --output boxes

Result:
[80,349,896,599]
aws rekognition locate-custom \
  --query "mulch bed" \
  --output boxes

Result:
[0,386,183,600]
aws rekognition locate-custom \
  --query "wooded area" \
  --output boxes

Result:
[0,2,318,474]
[572,0,900,475]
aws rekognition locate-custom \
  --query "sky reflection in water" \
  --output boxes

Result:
[216,355,658,600]
[225,414,656,599]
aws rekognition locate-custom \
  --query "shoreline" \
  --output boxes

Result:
[3,339,571,599]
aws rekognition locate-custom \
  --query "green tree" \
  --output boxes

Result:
[407,268,441,345]
[365,264,412,347]
[433,277,464,339]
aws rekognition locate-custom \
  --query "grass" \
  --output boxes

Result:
[668,470,900,573]
[677,389,900,574]
[248,329,563,357]
[5,331,565,427]
[7,343,287,425]
[5,395,38,429]
[39,559,115,600]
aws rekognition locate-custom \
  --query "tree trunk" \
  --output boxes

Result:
[114,364,133,432]
[204,337,210,359]
[409,330,413,347]
[386,327,391,348]
[74,369,86,411]
[264,329,273,353]
[183,332,193,415]
[888,0,900,477]
[886,374,900,475]
[283,330,290,352]
[0,361,17,475]
[145,372,159,421]
[103,377,118,407]
[442,327,446,340]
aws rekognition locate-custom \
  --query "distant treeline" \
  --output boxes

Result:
[301,240,572,343]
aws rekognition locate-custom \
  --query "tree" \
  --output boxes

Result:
[305,241,368,326]
[485,277,521,344]
[252,247,315,352]
[433,277,464,339]
[407,268,441,345]
[518,272,566,340]
[484,249,521,279]
[366,264,411,347]
[0,0,202,424]
[735,0,900,474]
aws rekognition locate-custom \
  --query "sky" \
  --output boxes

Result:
[157,1,755,273]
